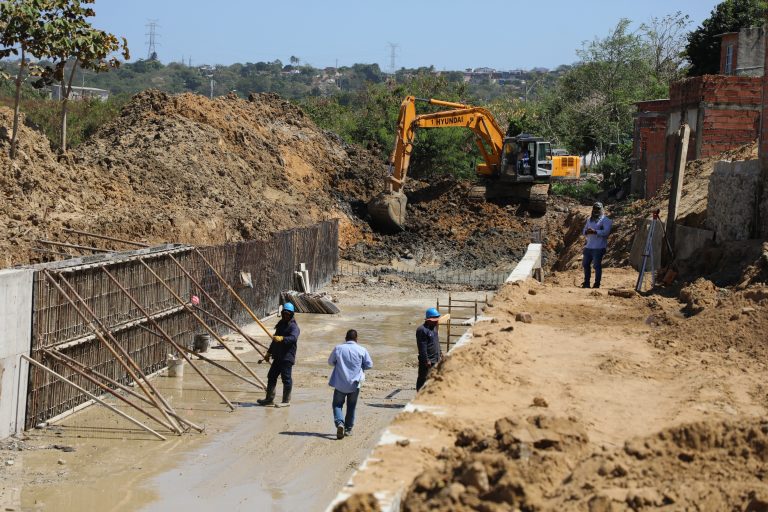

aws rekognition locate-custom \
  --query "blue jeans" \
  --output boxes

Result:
[332,388,360,430]
[583,248,606,285]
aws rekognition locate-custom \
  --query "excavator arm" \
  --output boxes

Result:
[370,96,507,231]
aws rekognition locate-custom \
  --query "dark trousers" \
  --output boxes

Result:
[416,362,433,391]
[332,389,360,430]
[267,359,293,389]
[583,248,606,286]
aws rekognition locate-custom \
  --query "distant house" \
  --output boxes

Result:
[717,26,764,76]
[49,85,109,101]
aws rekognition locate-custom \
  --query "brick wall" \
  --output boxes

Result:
[670,76,761,108]
[635,115,668,197]
[699,108,761,157]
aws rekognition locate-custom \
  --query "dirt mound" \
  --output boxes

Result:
[0,91,392,266]
[651,283,768,358]
[343,176,568,270]
[403,413,768,511]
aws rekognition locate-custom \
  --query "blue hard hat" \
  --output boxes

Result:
[283,303,295,313]
[425,307,440,319]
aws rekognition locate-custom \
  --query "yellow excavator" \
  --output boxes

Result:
[368,96,577,231]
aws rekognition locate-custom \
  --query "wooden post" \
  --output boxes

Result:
[47,346,203,432]
[43,271,183,434]
[42,349,177,432]
[101,267,241,409]
[667,123,690,252]
[21,355,166,441]
[138,259,267,390]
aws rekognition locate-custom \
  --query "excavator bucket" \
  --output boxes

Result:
[367,192,408,232]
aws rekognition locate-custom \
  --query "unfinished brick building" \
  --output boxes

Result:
[633,26,764,198]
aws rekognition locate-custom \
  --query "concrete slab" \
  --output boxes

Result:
[675,225,715,261]
[0,269,33,440]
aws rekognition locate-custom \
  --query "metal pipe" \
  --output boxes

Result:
[167,253,268,353]
[43,271,183,434]
[137,259,266,390]
[42,349,177,432]
[37,239,112,253]
[46,346,203,432]
[21,355,166,441]
[62,228,151,248]
[137,325,263,389]
[101,267,239,408]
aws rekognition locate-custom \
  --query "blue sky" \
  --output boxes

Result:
[92,0,723,70]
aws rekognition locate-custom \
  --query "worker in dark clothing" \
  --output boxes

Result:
[416,308,442,391]
[257,302,300,407]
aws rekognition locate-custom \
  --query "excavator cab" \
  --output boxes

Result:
[500,135,552,182]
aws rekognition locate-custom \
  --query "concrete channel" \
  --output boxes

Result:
[3,285,490,511]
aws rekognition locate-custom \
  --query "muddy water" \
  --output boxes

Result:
[11,291,486,512]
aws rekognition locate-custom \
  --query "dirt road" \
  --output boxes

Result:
[0,282,484,512]
[338,268,768,510]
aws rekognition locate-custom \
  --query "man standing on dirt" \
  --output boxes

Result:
[328,329,373,440]
[257,303,300,407]
[582,201,613,289]
[416,308,442,391]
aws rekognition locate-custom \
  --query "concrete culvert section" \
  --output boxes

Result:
[1,277,486,512]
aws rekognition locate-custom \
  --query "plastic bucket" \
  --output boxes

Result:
[167,356,184,378]
[193,333,211,353]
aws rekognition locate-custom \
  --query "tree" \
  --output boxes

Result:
[640,11,691,83]
[289,55,300,67]
[0,0,49,159]
[37,0,129,152]
[685,0,766,76]
[542,19,665,157]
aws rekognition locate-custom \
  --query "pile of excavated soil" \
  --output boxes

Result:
[1,90,567,271]
[404,414,768,511]
[1,91,387,266]
[343,177,574,270]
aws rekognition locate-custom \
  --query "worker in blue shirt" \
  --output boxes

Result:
[416,308,442,391]
[257,303,300,407]
[328,329,373,440]
[582,201,613,289]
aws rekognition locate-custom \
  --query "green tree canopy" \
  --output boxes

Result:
[685,0,767,76]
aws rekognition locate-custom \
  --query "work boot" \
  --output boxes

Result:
[336,423,345,440]
[277,385,292,407]
[256,385,276,406]
[581,282,590,288]
[345,428,353,437]
[592,282,600,289]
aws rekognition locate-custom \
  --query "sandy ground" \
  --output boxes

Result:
[337,267,768,510]
[0,280,486,512]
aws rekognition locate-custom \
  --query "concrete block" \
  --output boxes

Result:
[707,159,761,241]
[674,225,715,261]
[0,269,33,440]
[505,244,542,283]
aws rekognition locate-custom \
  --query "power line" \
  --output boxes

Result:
[145,20,160,61]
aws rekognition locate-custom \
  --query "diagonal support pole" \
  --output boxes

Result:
[44,271,183,434]
[137,259,267,389]
[21,355,166,441]
[46,347,204,432]
[42,349,177,432]
[167,254,269,354]
[193,248,276,339]
[101,267,239,408]
[137,325,263,389]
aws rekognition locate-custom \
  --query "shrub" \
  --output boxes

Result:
[551,180,601,203]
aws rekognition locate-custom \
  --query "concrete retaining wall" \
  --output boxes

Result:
[0,269,33,440]
[707,160,762,241]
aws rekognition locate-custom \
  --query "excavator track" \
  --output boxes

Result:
[528,183,549,215]
[466,182,549,214]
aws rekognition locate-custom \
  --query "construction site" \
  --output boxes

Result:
[1,16,768,512]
